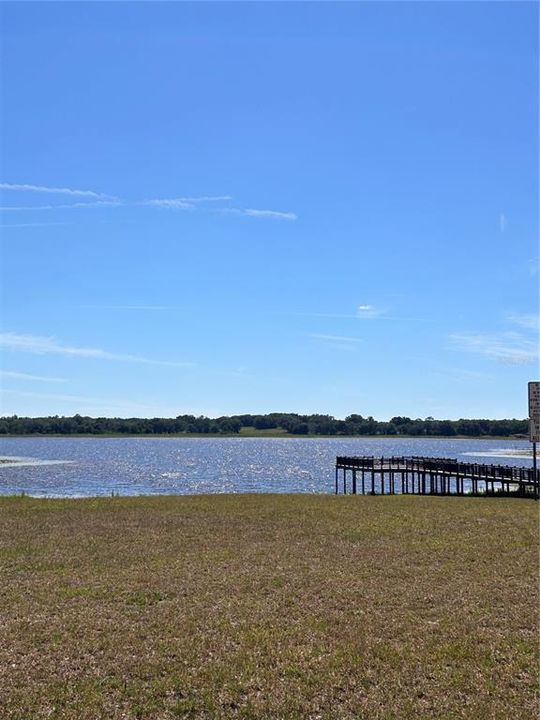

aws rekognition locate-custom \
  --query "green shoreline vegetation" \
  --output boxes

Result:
[1,494,537,719]
[0,413,529,438]
[0,432,530,441]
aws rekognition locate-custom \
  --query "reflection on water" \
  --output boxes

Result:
[0,456,74,468]
[0,437,533,498]
[462,449,533,460]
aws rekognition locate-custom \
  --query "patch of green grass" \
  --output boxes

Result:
[238,426,291,436]
[0,494,537,719]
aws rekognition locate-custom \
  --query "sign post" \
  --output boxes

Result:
[528,382,539,499]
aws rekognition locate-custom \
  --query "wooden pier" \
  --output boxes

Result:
[335,456,539,500]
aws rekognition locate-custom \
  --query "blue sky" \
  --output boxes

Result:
[0,1,538,420]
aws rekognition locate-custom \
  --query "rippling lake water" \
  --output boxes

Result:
[0,436,534,498]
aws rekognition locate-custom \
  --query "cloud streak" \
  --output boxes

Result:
[0,333,193,368]
[506,313,539,331]
[5,197,231,212]
[1,183,295,220]
[145,196,233,209]
[0,370,66,383]
[449,332,538,365]
[309,333,362,344]
[1,200,123,211]
[243,208,297,220]
[0,182,113,199]
[223,208,297,220]
[357,304,386,319]
[143,198,195,210]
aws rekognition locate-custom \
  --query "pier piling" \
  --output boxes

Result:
[335,456,539,499]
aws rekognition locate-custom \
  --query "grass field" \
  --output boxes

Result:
[0,494,538,719]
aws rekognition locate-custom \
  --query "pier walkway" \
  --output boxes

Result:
[335,455,539,499]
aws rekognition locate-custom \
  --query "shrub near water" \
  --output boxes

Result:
[0,494,537,719]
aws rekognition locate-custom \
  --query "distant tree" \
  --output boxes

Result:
[290,422,309,435]
[0,413,529,438]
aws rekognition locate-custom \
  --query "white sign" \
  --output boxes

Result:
[529,381,540,443]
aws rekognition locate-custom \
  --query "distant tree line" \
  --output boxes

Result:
[0,413,529,437]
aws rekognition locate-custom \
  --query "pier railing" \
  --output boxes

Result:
[335,455,539,499]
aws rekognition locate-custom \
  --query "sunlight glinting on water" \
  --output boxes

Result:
[0,437,533,498]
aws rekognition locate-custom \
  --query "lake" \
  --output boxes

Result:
[0,436,534,498]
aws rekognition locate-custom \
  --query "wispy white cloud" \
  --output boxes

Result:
[277,304,388,320]
[357,304,386,319]
[506,313,539,331]
[278,305,423,324]
[449,332,538,365]
[114,196,233,210]
[182,196,232,203]
[243,208,297,221]
[0,370,66,383]
[0,182,296,220]
[222,208,297,221]
[499,212,508,233]
[0,182,114,199]
[277,311,358,319]
[309,333,362,344]
[143,198,195,210]
[0,333,193,368]
[144,196,232,209]
[1,200,123,211]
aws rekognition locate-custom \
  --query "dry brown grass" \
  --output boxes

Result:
[0,494,538,719]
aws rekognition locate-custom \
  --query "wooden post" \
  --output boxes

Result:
[352,469,357,495]
[532,444,538,500]
[335,465,338,495]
